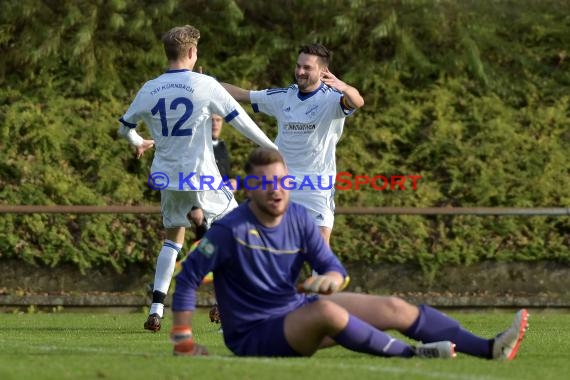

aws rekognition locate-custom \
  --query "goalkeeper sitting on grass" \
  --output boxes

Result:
[170,147,528,359]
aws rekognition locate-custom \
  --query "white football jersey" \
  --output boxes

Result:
[250,83,354,184]
[120,69,276,191]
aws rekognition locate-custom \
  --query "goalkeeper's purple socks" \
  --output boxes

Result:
[333,315,415,357]
[404,304,493,358]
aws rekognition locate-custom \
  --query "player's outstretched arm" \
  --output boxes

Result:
[211,81,275,149]
[221,82,252,103]
[227,104,277,150]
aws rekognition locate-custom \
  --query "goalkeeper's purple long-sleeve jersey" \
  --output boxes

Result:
[172,200,348,348]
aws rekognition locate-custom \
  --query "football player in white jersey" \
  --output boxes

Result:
[222,44,364,245]
[117,25,277,332]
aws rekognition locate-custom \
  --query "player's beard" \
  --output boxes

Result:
[296,75,319,92]
[255,196,288,218]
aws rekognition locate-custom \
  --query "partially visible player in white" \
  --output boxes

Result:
[117,25,277,332]
[222,43,364,246]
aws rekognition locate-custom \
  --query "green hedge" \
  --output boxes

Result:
[1,0,569,273]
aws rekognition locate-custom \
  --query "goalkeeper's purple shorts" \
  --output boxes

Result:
[227,295,319,357]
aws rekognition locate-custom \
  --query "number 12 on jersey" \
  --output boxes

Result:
[151,97,194,136]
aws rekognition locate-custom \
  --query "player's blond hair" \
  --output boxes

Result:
[162,25,200,61]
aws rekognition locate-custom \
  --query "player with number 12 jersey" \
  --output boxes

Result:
[118,25,278,333]
[120,69,276,190]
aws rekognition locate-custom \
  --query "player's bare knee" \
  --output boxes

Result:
[311,299,348,329]
[382,296,414,315]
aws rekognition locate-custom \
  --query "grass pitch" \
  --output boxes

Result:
[0,308,568,380]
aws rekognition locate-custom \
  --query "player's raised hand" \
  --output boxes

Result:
[320,68,348,92]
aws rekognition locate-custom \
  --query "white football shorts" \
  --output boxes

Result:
[289,188,335,229]
[160,187,237,228]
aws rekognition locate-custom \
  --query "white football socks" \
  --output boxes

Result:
[151,240,182,317]
[149,302,164,317]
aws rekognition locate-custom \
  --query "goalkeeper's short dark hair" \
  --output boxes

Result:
[244,148,285,175]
